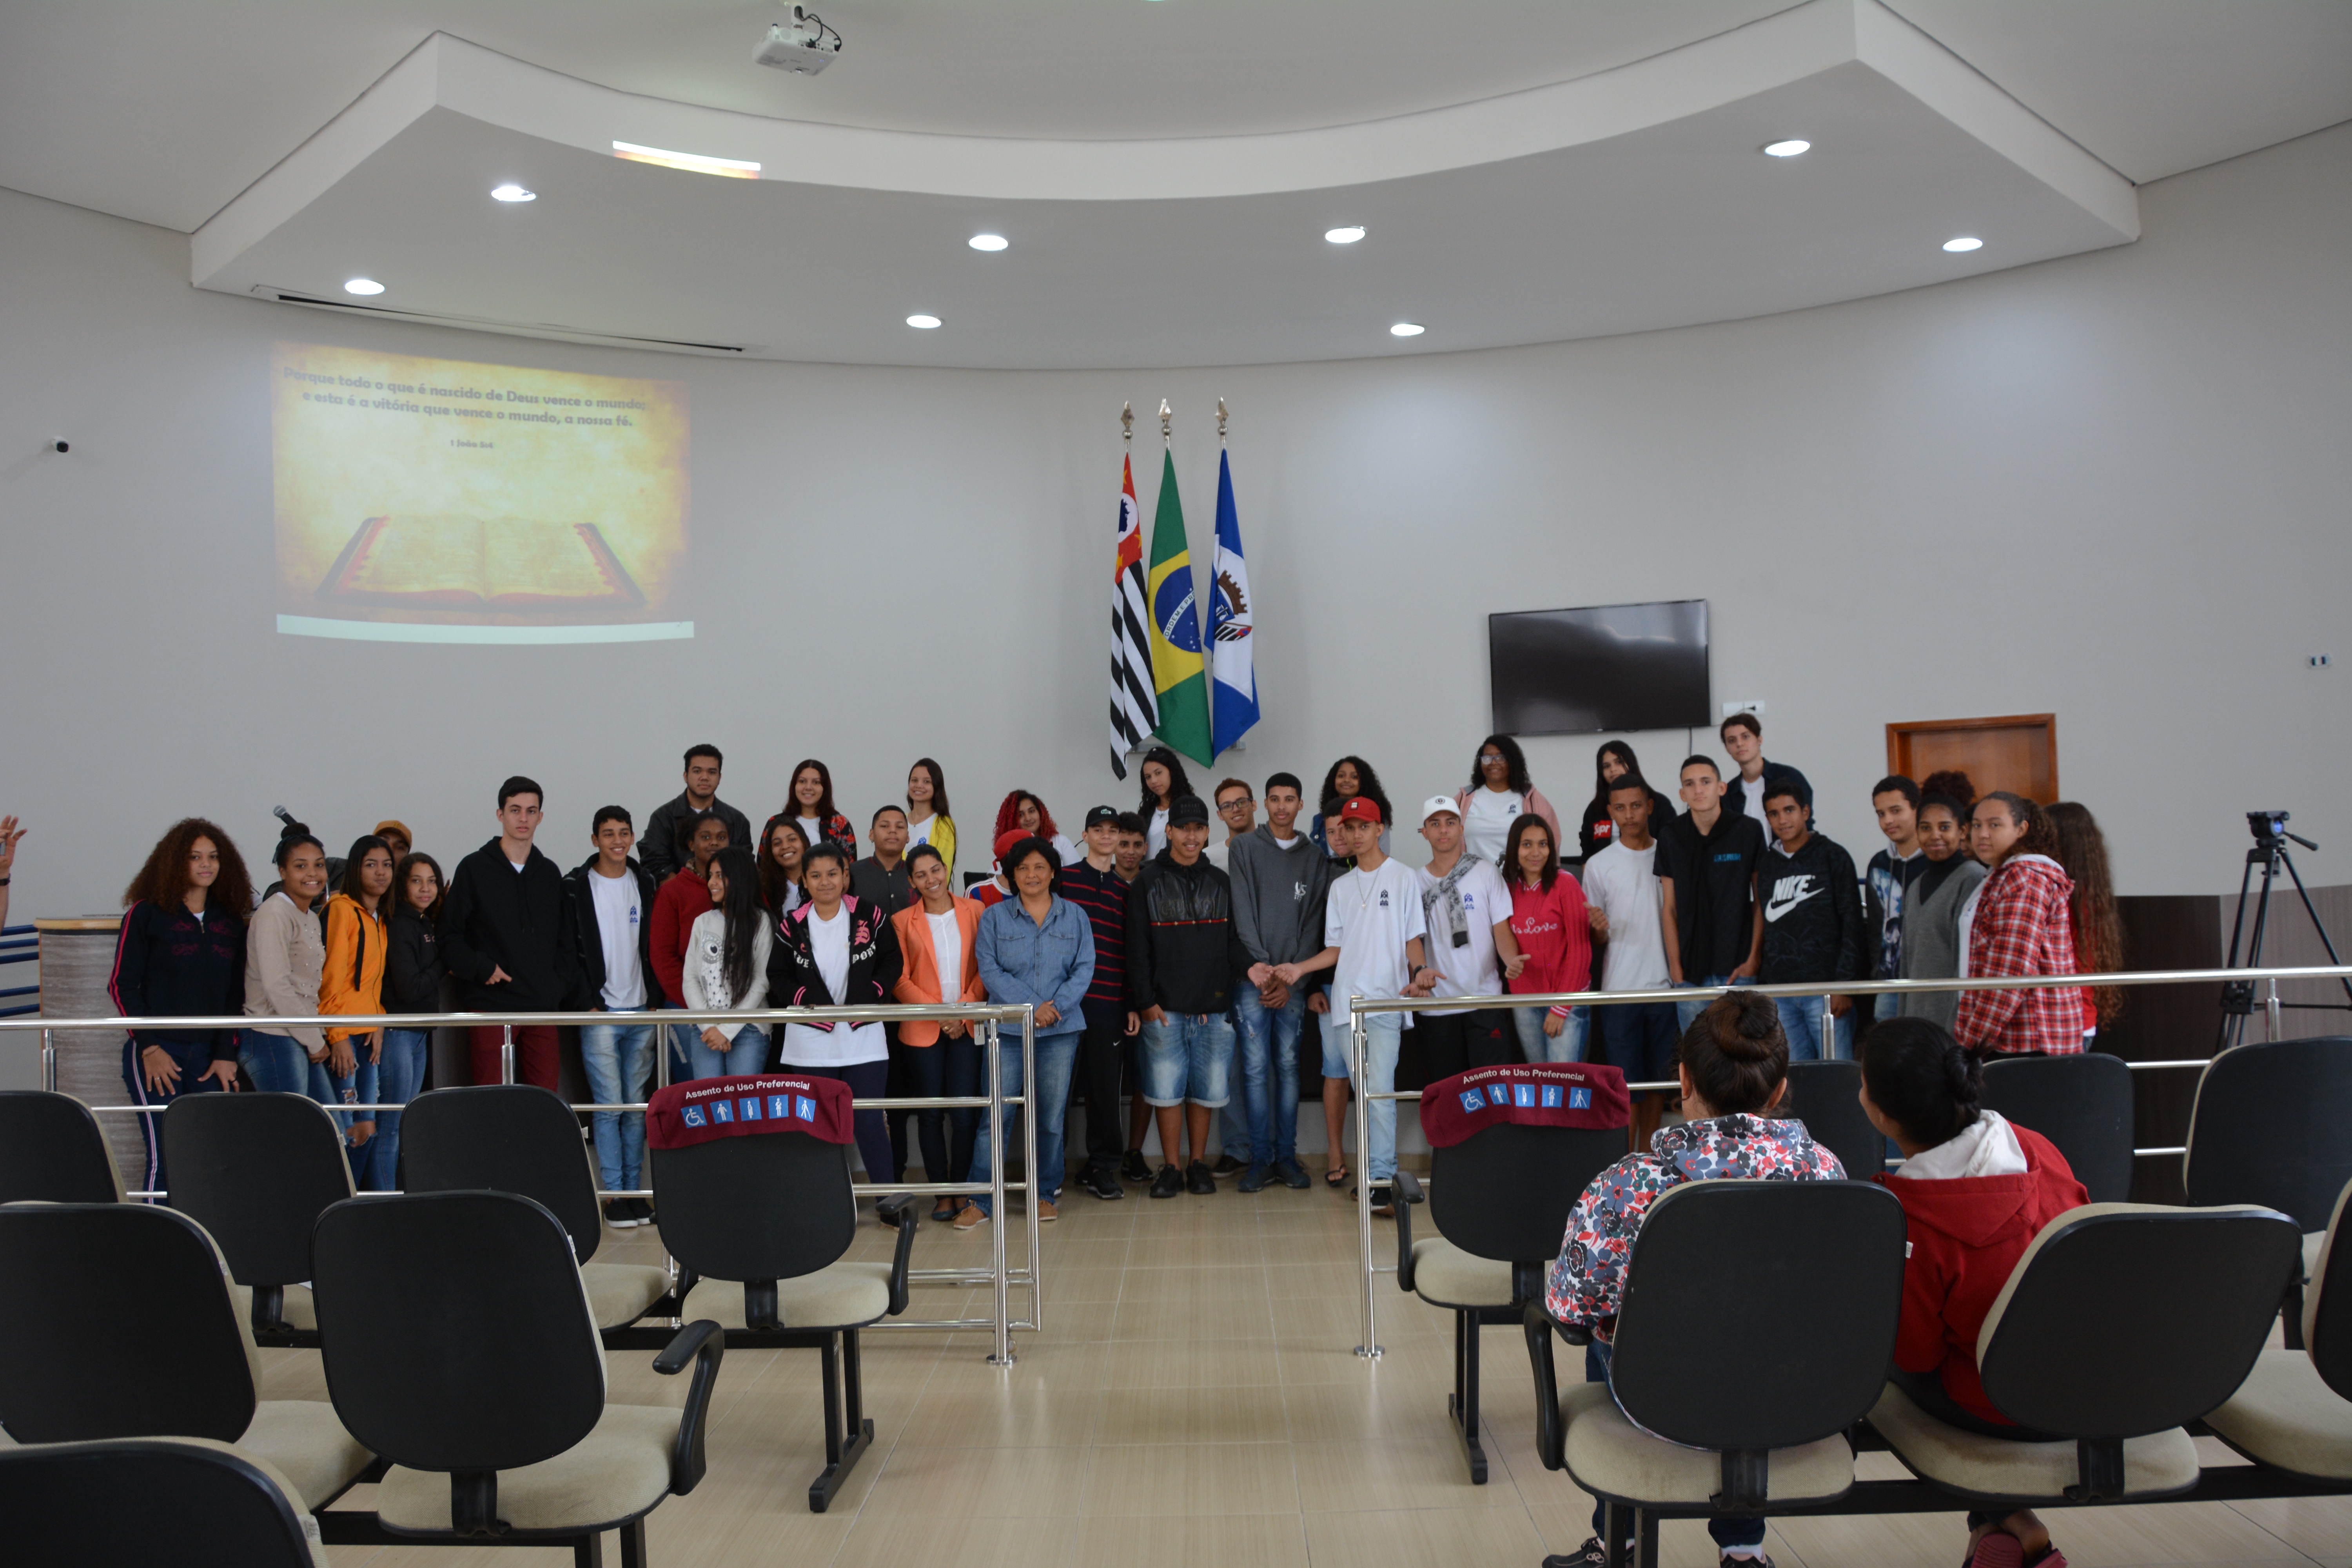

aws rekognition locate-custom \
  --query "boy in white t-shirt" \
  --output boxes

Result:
[1412,796,1526,1082]
[1583,774,1681,1149]
[1278,795,1433,1210]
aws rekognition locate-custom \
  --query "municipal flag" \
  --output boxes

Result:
[1146,448,1214,766]
[1207,448,1259,754]
[1107,454,1158,778]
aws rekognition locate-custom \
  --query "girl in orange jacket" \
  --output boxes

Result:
[321,834,395,1179]
[890,844,988,1220]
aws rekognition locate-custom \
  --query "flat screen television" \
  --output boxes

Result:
[1488,599,1710,734]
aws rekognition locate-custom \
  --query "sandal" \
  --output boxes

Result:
[1325,1163,1348,1188]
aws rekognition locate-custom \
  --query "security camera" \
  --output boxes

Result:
[755,5,841,74]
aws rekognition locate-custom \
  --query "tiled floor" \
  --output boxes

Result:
[285,1172,2352,1567]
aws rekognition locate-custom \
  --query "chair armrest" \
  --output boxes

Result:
[655,1319,725,1496]
[1523,1303,1565,1472]
[887,1202,918,1316]
[1393,1170,1425,1292]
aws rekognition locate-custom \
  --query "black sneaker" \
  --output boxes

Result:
[1120,1149,1152,1184]
[1210,1154,1245,1178]
[601,1199,639,1229]
[1237,1161,1270,1194]
[1272,1156,1312,1190]
[1082,1166,1124,1201]
[1543,1540,1615,1568]
[1720,1554,1774,1568]
[626,1197,656,1227]
[1186,1160,1216,1196]
[1149,1163,1184,1199]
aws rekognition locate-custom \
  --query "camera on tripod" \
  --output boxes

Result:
[2220,808,2348,1047]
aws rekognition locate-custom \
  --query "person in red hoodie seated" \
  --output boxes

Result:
[1861,1016,2090,1568]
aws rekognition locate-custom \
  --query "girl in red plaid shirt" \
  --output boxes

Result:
[1955,793,2087,1056]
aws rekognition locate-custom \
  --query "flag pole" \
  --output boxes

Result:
[1217,397,1227,445]
[1122,400,1132,449]
[1159,397,1172,445]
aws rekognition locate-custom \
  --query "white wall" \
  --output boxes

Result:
[1,122,2347,926]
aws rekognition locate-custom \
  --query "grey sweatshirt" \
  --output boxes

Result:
[1229,825,1334,967]
[243,892,326,1053]
[1900,857,1989,1031]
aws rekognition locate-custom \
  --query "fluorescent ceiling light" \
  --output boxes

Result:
[343,277,385,296]
[1943,236,1984,252]
[1389,322,1424,338]
[906,314,942,329]
[490,183,536,203]
[1325,225,1366,244]
[611,140,760,179]
[1762,139,1810,158]
[968,233,1009,252]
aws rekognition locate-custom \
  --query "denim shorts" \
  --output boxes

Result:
[1319,1008,1353,1080]
[1139,1012,1236,1107]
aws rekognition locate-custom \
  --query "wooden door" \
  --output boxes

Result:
[1886,714,2058,802]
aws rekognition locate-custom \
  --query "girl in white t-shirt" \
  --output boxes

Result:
[1134,745,1194,858]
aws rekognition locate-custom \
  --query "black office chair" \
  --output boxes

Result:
[0,1089,125,1202]
[1780,1060,1887,1180]
[399,1085,674,1336]
[1869,1201,2301,1508]
[2205,1176,2352,1482]
[0,1201,373,1515]
[2185,1036,2352,1293]
[311,1189,722,1562]
[1981,1051,2134,1202]
[1394,1062,1630,1484]
[1524,1181,1908,1568]
[644,1083,917,1513]
[162,1092,352,1344]
[0,1437,330,1568]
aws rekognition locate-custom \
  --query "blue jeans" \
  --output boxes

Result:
[1323,1011,1405,1182]
[239,1030,336,1104]
[121,1036,225,1196]
[966,1029,1080,1215]
[1510,1004,1585,1064]
[1139,1012,1237,1108]
[1775,994,1853,1062]
[662,998,695,1085]
[1584,1340,1766,1552]
[356,1027,429,1192]
[580,1014,656,1193]
[686,1021,769,1081]
[1674,975,1734,1035]
[1235,987,1306,1165]
[332,1049,377,1171]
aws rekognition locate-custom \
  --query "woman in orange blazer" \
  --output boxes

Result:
[891,844,989,1220]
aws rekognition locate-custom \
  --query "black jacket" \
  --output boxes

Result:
[1757,831,1869,986]
[640,791,754,884]
[385,904,447,1014]
[109,900,247,1058]
[1655,811,1766,979]
[1722,759,1814,819]
[561,855,665,1010]
[1124,850,1250,1015]
[766,895,905,1016]
[439,838,582,1012]
[849,857,913,918]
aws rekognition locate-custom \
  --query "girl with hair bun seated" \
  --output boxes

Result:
[1860,1015,2089,1568]
[1545,991,1844,1568]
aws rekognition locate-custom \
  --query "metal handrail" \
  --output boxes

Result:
[1338,962,2352,1357]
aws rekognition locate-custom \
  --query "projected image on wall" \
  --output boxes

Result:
[272,342,690,642]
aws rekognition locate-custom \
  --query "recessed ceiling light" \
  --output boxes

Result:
[1762,139,1811,158]
[611,140,760,179]
[1325,225,1366,244]
[343,278,385,296]
[491,183,536,203]
[968,233,1008,252]
[1943,236,1984,253]
[906,314,942,329]
[1390,322,1424,338]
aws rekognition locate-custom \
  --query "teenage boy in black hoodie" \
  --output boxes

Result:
[561,806,664,1227]
[1862,774,1928,1029]
[442,775,583,1090]
[641,744,753,885]
[1757,780,1868,1061]
[1126,795,1252,1198]
[1656,755,1765,1033]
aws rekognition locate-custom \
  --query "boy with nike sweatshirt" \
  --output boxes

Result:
[1757,780,1869,1060]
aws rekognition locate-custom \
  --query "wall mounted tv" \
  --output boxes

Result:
[1488,599,1710,734]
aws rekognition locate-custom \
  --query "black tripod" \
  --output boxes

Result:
[2217,811,2352,1053]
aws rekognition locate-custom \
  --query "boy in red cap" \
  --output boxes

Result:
[971,830,1026,909]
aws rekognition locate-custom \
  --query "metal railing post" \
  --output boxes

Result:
[986,1020,1013,1367]
[500,1022,515,1084]
[1353,1003,1381,1360]
[1021,1004,1042,1335]
[41,1026,55,1092]
[1826,987,1841,1062]
[2267,976,2283,1042]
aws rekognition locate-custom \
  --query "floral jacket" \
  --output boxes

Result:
[1545,1113,1846,1332]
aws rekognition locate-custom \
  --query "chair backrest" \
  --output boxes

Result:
[1978,1201,2300,1437]
[0,1090,125,1203]
[2183,1037,2352,1230]
[651,1130,856,1284]
[2302,1178,2352,1401]
[1610,1180,1907,1453]
[1779,1060,1885,1181]
[0,1438,323,1568]
[0,1202,258,1445]
[163,1092,354,1286]
[1980,1052,2135,1203]
[399,1085,603,1265]
[312,1190,604,1474]
[1429,1122,1626,1264]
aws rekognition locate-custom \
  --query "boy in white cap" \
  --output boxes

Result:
[1413,796,1526,1081]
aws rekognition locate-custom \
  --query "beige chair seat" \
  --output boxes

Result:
[1408,1239,1515,1310]
[583,1262,672,1330]
[681,1264,892,1330]
[1868,1383,2199,1501]
[228,1282,316,1331]
[2205,1349,2352,1481]
[240,1399,373,1510]
[376,1403,679,1535]
[1559,1380,1854,1508]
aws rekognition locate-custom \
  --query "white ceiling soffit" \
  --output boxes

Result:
[192,0,2138,370]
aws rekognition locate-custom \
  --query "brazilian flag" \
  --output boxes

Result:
[1145,448,1214,766]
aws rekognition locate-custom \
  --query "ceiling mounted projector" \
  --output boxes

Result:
[756,5,842,74]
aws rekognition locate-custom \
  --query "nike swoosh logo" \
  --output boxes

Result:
[1763,876,1822,923]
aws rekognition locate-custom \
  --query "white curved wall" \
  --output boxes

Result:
[0,122,2345,931]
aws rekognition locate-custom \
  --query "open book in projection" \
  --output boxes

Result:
[316,515,647,613]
